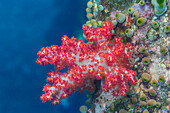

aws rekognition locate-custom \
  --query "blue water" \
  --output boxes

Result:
[0,0,89,113]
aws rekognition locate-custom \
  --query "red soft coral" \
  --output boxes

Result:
[36,21,137,105]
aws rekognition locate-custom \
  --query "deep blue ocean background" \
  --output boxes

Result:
[0,0,89,113]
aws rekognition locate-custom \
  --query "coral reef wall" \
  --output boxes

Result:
[36,0,170,113]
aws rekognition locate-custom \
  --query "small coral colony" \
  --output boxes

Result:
[36,0,170,113]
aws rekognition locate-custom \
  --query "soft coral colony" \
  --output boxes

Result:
[36,0,170,112]
[36,21,137,105]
